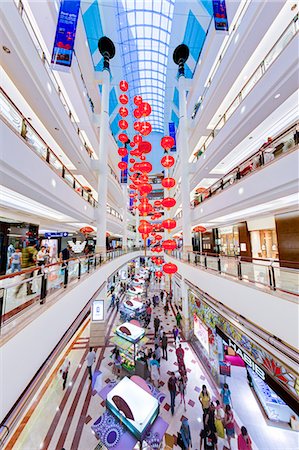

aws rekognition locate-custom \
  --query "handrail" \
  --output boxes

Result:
[14,0,95,158]
[192,122,298,207]
[108,164,121,186]
[171,250,299,296]
[192,15,299,161]
[0,88,98,207]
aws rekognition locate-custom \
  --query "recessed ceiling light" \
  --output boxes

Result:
[51,179,56,187]
[274,93,280,99]
[27,117,32,121]
[2,46,11,54]
[54,127,59,131]
[240,105,246,114]
[249,136,253,140]
[238,187,244,195]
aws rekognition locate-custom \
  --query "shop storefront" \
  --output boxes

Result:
[218,226,239,256]
[247,217,279,259]
[188,289,299,423]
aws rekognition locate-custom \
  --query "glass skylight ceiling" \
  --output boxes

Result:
[116,0,175,133]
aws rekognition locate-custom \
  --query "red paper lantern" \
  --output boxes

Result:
[193,226,207,233]
[138,221,153,235]
[155,234,162,241]
[129,158,135,164]
[138,161,153,173]
[162,177,176,189]
[130,142,135,148]
[155,246,162,253]
[139,183,152,195]
[140,102,152,117]
[154,200,162,207]
[138,202,153,216]
[138,141,152,154]
[134,122,141,131]
[119,80,128,91]
[118,161,127,171]
[80,226,94,234]
[154,212,162,219]
[133,135,143,144]
[161,155,175,168]
[134,95,143,106]
[119,119,128,130]
[162,240,177,251]
[162,197,176,209]
[118,147,128,157]
[161,136,175,151]
[119,133,129,143]
[119,94,128,104]
[163,262,178,275]
[119,107,128,117]
[162,218,176,230]
[155,270,163,278]
[140,155,146,161]
[134,108,142,119]
[139,122,152,136]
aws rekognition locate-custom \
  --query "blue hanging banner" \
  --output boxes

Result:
[121,153,128,184]
[212,0,229,31]
[51,0,81,71]
[168,122,176,152]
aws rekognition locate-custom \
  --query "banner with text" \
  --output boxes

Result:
[212,0,229,32]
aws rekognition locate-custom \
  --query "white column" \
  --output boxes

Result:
[122,185,128,250]
[181,278,191,339]
[96,69,110,254]
[178,75,192,257]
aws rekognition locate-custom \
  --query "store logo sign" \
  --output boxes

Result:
[228,338,266,380]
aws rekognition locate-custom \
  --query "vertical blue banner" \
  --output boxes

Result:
[212,0,229,31]
[168,122,176,152]
[51,0,81,70]
[120,153,128,183]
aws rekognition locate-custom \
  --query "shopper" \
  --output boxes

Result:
[224,404,235,450]
[115,296,120,311]
[9,248,22,273]
[200,428,218,450]
[60,358,70,390]
[161,332,168,360]
[86,348,96,381]
[176,310,182,328]
[16,242,37,296]
[154,316,160,337]
[205,403,216,433]
[108,293,115,310]
[199,385,211,418]
[159,325,164,341]
[167,372,177,415]
[176,343,185,364]
[221,383,232,407]
[113,348,122,379]
[172,325,179,347]
[59,244,71,287]
[37,246,46,267]
[164,300,169,317]
[154,343,161,364]
[150,355,160,388]
[6,243,15,271]
[160,290,164,303]
[178,418,192,449]
[237,426,252,450]
[215,400,225,438]
[178,374,187,411]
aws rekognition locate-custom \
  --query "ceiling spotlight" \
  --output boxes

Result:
[54,127,59,130]
[27,117,32,121]
[274,93,280,99]
[2,46,11,54]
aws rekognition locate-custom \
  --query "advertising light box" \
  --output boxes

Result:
[92,300,104,322]
[194,313,210,354]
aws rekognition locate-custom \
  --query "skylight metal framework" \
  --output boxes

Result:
[116,0,175,133]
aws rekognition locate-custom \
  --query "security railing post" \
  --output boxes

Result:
[63,265,68,288]
[218,256,221,273]
[78,260,81,279]
[238,260,242,280]
[204,253,208,269]
[188,253,190,263]
[40,271,47,304]
[271,264,276,291]
[268,266,273,290]
[87,257,90,273]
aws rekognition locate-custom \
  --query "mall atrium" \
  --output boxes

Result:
[0,0,298,449]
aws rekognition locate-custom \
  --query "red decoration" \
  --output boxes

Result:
[161,136,175,151]
[129,158,135,164]
[155,257,164,265]
[139,122,152,136]
[155,234,162,241]
[118,148,128,157]
[140,155,146,161]
[138,202,153,216]
[138,141,152,154]
[134,108,142,119]
[154,200,162,207]
[162,240,177,251]
[134,95,143,106]
[140,102,152,117]
[138,221,153,235]
[193,226,207,233]
[119,94,128,104]
[139,183,152,195]
[161,155,175,168]
[162,177,176,189]
[162,218,176,230]
[130,142,135,148]
[118,161,127,171]
[119,119,128,130]
[162,197,176,209]
[134,122,141,131]
[138,161,153,173]
[133,135,143,144]
[155,270,163,278]
[80,226,94,234]
[155,246,162,253]
[163,262,178,275]
[119,133,129,143]
[119,80,128,91]
[119,107,128,117]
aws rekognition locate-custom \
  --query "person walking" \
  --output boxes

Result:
[200,428,218,450]
[150,354,160,388]
[86,348,96,381]
[60,358,70,390]
[154,343,161,364]
[176,310,182,328]
[237,426,252,450]
[178,374,187,411]
[59,244,71,287]
[154,316,160,337]
[204,403,217,433]
[215,399,225,438]
[221,383,232,407]
[172,326,179,347]
[167,372,177,415]
[115,296,120,311]
[113,348,122,379]
[224,404,235,450]
[164,300,169,317]
[199,385,211,418]
[160,290,164,303]
[108,293,115,310]
[9,248,22,273]
[16,242,37,296]
[159,325,164,341]
[161,332,168,360]
[178,418,192,449]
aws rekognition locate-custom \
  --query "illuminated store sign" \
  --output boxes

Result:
[227,338,266,380]
[194,314,209,354]
[92,300,104,322]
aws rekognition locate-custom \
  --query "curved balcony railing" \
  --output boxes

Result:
[0,248,142,328]
[192,15,298,160]
[13,0,95,157]
[107,204,123,222]
[171,250,299,297]
[192,123,298,207]
[0,88,98,206]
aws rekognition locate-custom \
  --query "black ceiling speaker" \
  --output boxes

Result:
[173,44,190,76]
[98,36,115,70]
